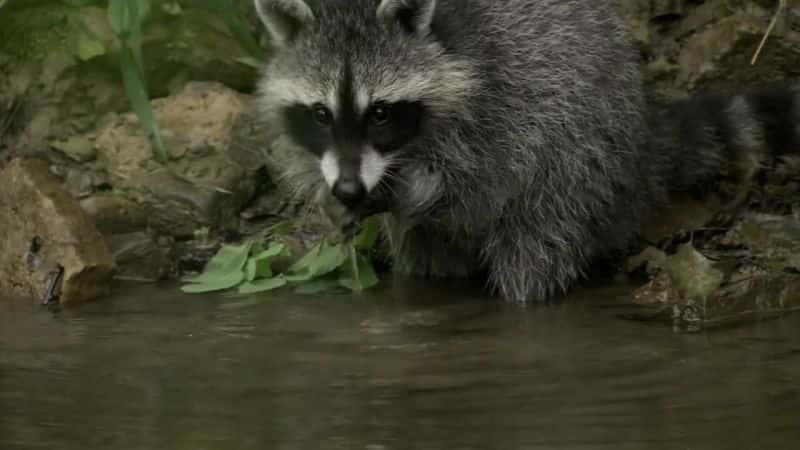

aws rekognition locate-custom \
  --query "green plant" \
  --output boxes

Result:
[181,218,382,297]
[103,0,265,161]
[107,0,168,162]
[207,0,265,67]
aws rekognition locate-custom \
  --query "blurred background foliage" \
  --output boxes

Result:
[0,0,266,158]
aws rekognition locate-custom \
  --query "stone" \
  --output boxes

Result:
[106,232,172,282]
[79,194,151,235]
[92,81,258,238]
[733,213,800,271]
[639,192,721,244]
[0,158,115,304]
[620,0,800,96]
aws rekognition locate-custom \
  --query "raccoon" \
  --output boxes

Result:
[252,0,800,302]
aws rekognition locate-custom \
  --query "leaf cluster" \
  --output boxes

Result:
[181,218,381,297]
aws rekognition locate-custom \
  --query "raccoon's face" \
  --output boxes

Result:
[254,0,476,209]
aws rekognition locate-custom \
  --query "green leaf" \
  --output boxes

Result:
[107,0,133,37]
[339,254,379,292]
[184,242,252,285]
[74,30,106,61]
[261,242,288,259]
[136,0,152,23]
[118,44,168,162]
[127,0,145,80]
[286,242,323,273]
[306,243,347,277]
[237,277,288,295]
[249,239,265,256]
[246,242,288,281]
[235,56,263,69]
[285,241,347,283]
[244,258,259,282]
[181,270,245,293]
[347,245,362,292]
[353,216,381,251]
[211,0,264,60]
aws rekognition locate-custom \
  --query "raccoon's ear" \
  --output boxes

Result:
[254,0,315,47]
[377,0,437,36]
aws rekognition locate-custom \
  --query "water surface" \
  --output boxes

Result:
[2,280,799,449]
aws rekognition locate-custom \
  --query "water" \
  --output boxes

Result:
[1,280,799,450]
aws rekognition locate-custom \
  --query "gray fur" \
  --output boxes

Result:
[254,0,797,302]
[377,0,437,34]
[254,0,315,47]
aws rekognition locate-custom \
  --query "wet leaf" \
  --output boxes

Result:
[339,253,379,292]
[261,242,288,259]
[181,270,245,293]
[285,241,347,284]
[307,243,347,277]
[245,243,288,281]
[287,242,323,274]
[184,242,252,285]
[244,258,260,282]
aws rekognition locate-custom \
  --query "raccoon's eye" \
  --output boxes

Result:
[311,104,333,126]
[369,104,391,127]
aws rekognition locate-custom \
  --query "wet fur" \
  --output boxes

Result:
[254,0,800,302]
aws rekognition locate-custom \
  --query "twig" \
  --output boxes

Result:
[751,0,787,65]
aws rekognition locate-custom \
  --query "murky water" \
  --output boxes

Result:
[1,280,799,450]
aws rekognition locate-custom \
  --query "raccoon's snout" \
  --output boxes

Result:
[332,178,367,207]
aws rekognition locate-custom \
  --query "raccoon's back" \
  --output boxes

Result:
[429,0,649,248]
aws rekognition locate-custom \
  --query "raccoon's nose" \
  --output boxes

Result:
[332,179,366,207]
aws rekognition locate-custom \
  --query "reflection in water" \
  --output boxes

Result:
[1,280,799,449]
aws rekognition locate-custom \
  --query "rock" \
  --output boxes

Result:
[639,192,721,243]
[631,271,674,306]
[172,240,223,278]
[106,232,172,282]
[226,101,324,238]
[49,134,97,163]
[57,164,111,199]
[79,194,151,235]
[630,239,800,330]
[733,214,800,271]
[92,81,258,238]
[0,158,115,304]
[621,0,800,96]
